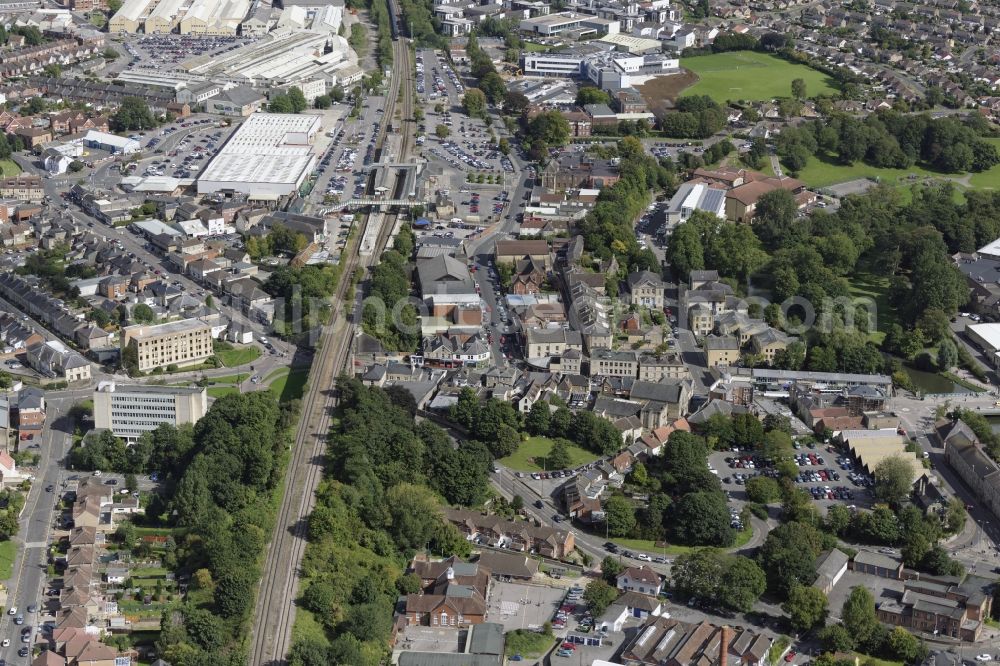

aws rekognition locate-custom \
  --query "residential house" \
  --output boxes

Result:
[617,566,663,596]
[525,328,583,360]
[443,508,575,558]
[703,335,740,368]
[626,271,665,309]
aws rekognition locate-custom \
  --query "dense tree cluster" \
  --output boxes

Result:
[465,34,506,107]
[452,393,623,459]
[269,88,308,114]
[671,549,766,612]
[245,224,309,259]
[398,0,447,47]
[777,111,999,174]
[823,502,965,577]
[151,392,287,664]
[665,209,768,283]
[614,431,737,547]
[111,97,157,131]
[362,247,419,351]
[262,264,341,339]
[291,380,486,665]
[578,137,675,271]
[660,96,727,139]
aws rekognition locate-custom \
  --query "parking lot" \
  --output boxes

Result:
[488,581,566,633]
[417,49,464,107]
[708,440,876,513]
[136,119,233,180]
[121,34,256,69]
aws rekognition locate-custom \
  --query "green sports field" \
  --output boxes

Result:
[680,51,838,103]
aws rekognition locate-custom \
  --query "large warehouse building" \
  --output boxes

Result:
[197,112,321,199]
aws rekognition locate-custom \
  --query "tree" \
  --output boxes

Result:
[450,388,478,430]
[936,338,958,371]
[873,455,915,505]
[546,438,572,471]
[503,91,530,115]
[753,188,798,251]
[269,94,293,113]
[670,492,734,547]
[601,556,625,584]
[902,531,931,568]
[112,97,156,131]
[463,89,487,117]
[841,586,878,648]
[604,494,637,538]
[886,626,925,663]
[435,124,450,138]
[783,584,829,632]
[758,522,823,598]
[313,94,332,109]
[576,86,611,107]
[672,549,726,600]
[820,624,855,653]
[287,87,307,113]
[718,556,766,612]
[745,476,781,504]
[582,580,618,615]
[132,303,155,324]
[525,401,550,435]
[792,78,807,100]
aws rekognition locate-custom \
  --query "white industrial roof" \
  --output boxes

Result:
[969,323,1000,352]
[599,33,662,52]
[977,237,1000,259]
[84,130,140,150]
[132,219,183,236]
[199,112,320,186]
[112,0,154,21]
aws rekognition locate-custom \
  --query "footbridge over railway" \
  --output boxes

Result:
[322,161,428,213]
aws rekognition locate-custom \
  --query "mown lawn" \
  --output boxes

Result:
[966,137,1000,189]
[0,160,21,177]
[796,151,946,189]
[268,367,310,403]
[681,51,837,103]
[0,540,15,579]
[215,346,261,368]
[847,273,897,345]
[207,386,239,399]
[613,524,752,555]
[499,436,599,472]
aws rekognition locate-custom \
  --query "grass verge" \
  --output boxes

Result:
[268,368,310,402]
[940,372,988,393]
[0,540,14,579]
[215,346,261,368]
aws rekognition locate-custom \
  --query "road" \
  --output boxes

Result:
[0,393,75,662]
[247,23,416,666]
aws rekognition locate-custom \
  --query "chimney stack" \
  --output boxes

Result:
[719,625,731,666]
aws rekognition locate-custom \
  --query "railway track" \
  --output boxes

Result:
[247,18,415,666]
